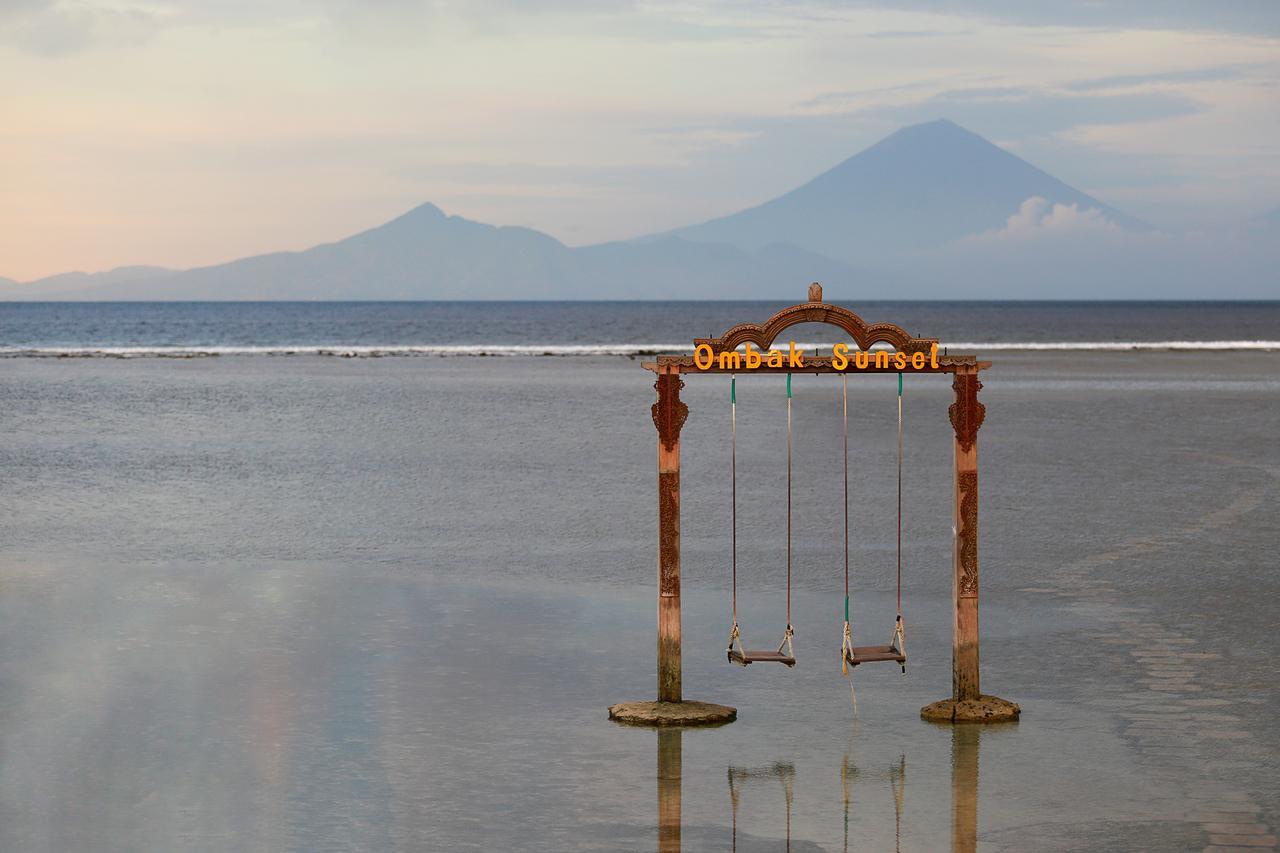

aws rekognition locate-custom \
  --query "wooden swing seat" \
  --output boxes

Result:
[843,645,906,667]
[728,648,796,667]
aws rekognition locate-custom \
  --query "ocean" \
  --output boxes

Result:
[2,300,1279,356]
[1,301,1278,851]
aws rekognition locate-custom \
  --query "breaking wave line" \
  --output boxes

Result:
[1,341,1278,358]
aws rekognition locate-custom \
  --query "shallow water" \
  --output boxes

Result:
[1,352,1277,851]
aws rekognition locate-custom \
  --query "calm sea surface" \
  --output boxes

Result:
[1,302,1278,851]
[2,300,1279,354]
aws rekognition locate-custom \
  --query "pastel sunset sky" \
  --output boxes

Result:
[2,0,1278,281]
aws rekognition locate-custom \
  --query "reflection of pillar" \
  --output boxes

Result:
[653,365,687,703]
[657,729,683,853]
[949,369,984,702]
[950,726,979,853]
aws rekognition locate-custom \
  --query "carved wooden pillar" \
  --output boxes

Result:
[949,367,985,702]
[653,365,687,703]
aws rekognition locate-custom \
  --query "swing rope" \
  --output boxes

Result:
[841,374,856,710]
[897,371,903,615]
[775,373,795,661]
[843,374,850,616]
[786,372,793,639]
[729,375,740,653]
[894,372,906,663]
[841,374,854,677]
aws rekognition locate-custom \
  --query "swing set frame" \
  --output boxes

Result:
[638,283,1018,723]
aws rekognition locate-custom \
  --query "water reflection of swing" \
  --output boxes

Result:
[719,729,978,851]
[840,752,906,853]
[727,762,796,851]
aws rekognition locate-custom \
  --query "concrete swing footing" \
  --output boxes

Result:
[608,700,737,727]
[920,694,1021,723]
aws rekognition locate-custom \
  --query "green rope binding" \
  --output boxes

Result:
[787,373,792,398]
[731,375,736,404]
[898,371,903,395]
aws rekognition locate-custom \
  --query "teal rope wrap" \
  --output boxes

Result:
[898,372,903,395]
[787,373,792,398]
[731,375,736,404]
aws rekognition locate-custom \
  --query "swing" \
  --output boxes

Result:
[726,374,796,667]
[841,373,907,672]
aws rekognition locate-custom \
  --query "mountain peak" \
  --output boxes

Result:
[350,201,451,242]
[894,117,965,136]
[392,202,447,224]
[658,119,1141,258]
[861,117,994,159]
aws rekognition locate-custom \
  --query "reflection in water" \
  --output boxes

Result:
[658,724,980,853]
[841,747,906,853]
[951,726,980,853]
[728,761,796,852]
[658,729,682,853]
[5,354,1277,852]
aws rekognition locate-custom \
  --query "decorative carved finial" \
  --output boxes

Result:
[808,282,823,303]
[652,373,688,452]
[949,373,985,452]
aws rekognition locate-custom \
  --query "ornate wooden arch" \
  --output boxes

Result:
[628,282,1016,724]
[647,283,977,375]
[694,289,937,356]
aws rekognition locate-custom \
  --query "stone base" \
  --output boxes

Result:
[608,700,737,727]
[921,695,1020,724]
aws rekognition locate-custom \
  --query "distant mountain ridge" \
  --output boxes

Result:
[1,203,882,300]
[98,203,586,300]
[13,266,172,297]
[8,118,1270,300]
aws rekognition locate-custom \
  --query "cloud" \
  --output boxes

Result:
[810,0,1280,37]
[1065,66,1249,92]
[0,1,157,56]
[862,29,973,39]
[0,0,780,55]
[914,197,1280,299]
[966,196,1125,243]
[859,88,1205,138]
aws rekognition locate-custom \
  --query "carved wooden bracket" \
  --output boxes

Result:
[652,373,688,452]
[949,373,985,452]
[957,470,978,598]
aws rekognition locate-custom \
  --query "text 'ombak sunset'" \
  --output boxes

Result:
[692,341,941,372]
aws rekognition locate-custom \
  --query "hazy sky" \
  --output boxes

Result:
[2,0,1279,280]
